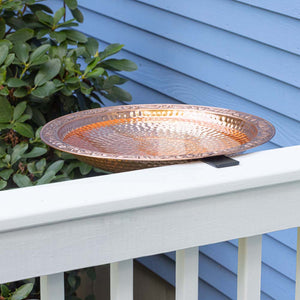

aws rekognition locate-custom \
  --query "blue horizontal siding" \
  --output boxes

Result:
[138,249,282,300]
[99,80,182,107]
[49,0,300,298]
[82,0,300,88]
[228,236,296,282]
[269,228,298,250]
[137,254,233,300]
[136,0,300,56]
[102,44,299,148]
[235,0,300,20]
[73,8,300,121]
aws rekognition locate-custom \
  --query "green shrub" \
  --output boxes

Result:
[0,0,137,298]
[0,0,137,191]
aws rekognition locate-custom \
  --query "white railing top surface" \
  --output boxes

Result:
[1,145,300,233]
[1,145,300,283]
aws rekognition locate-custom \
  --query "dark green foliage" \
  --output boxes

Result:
[0,0,137,299]
[0,282,36,300]
[0,0,137,192]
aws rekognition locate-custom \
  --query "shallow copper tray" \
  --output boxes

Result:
[40,104,275,172]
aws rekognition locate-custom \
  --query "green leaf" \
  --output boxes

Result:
[13,101,27,121]
[7,28,34,43]
[36,158,46,172]
[0,123,10,130]
[13,87,28,98]
[62,30,88,43]
[16,114,31,123]
[86,267,96,280]
[36,11,54,27]
[104,86,132,102]
[35,126,42,139]
[50,44,67,60]
[11,143,28,165]
[13,174,33,188]
[13,122,34,138]
[65,0,78,10]
[0,18,6,39]
[23,147,47,158]
[36,28,51,39]
[29,44,51,64]
[30,55,49,67]
[7,78,27,88]
[63,161,80,174]
[27,162,37,174]
[24,106,32,119]
[0,44,8,65]
[3,154,10,164]
[0,179,7,190]
[80,82,93,95]
[5,53,15,66]
[31,81,56,98]
[79,163,92,175]
[55,150,74,160]
[53,7,65,25]
[65,77,80,84]
[103,75,127,89]
[50,31,67,43]
[67,274,77,288]
[84,57,100,75]
[67,274,81,290]
[0,87,9,96]
[56,19,78,28]
[13,42,30,63]
[0,143,6,155]
[0,96,12,123]
[71,8,84,23]
[85,67,105,78]
[61,86,73,96]
[0,169,13,180]
[30,108,46,126]
[85,37,99,57]
[36,169,56,185]
[67,46,86,59]
[47,160,64,173]
[34,59,61,86]
[91,92,104,105]
[0,284,10,297]
[0,40,12,49]
[28,3,53,13]
[0,66,6,85]
[99,43,124,60]
[101,59,138,71]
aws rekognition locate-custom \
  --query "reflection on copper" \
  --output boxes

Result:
[41,104,275,172]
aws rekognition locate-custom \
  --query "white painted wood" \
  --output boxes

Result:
[0,146,300,233]
[40,273,64,300]
[0,146,299,284]
[0,178,299,283]
[110,259,133,300]
[237,235,262,300]
[176,247,199,300]
[295,228,300,300]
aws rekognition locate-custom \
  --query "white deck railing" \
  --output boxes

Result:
[1,145,300,300]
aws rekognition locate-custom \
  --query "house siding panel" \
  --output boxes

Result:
[50,0,300,298]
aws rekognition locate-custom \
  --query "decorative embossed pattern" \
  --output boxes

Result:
[40,104,275,172]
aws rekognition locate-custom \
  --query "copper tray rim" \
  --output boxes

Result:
[40,104,275,162]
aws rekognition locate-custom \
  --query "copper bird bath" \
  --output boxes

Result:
[40,104,275,172]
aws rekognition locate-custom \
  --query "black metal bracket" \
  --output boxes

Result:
[201,155,239,168]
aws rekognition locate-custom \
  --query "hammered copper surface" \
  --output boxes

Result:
[40,104,275,172]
